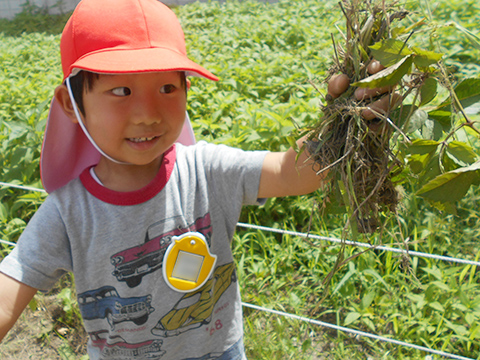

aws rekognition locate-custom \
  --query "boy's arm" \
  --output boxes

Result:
[0,272,37,341]
[258,136,325,199]
[258,62,401,199]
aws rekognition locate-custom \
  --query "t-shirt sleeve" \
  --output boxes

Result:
[0,196,73,291]
[194,141,268,206]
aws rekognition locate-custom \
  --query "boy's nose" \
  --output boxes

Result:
[132,95,162,125]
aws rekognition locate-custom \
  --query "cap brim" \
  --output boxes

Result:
[40,98,197,193]
[68,47,219,81]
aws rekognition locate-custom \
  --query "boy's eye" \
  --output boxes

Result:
[111,87,131,96]
[160,84,176,94]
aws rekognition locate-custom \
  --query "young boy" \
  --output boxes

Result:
[0,0,395,359]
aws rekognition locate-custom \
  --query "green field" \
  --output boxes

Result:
[1,0,480,359]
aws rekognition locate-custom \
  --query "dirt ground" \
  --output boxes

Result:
[1,290,347,360]
[0,290,87,360]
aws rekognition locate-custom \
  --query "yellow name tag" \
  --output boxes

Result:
[163,232,217,293]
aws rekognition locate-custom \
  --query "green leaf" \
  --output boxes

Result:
[6,122,29,141]
[289,292,301,307]
[423,267,443,281]
[412,47,443,68]
[444,319,469,336]
[344,312,361,326]
[0,203,7,222]
[446,141,478,166]
[332,267,356,295]
[362,269,389,288]
[434,201,457,214]
[408,153,429,174]
[407,139,440,155]
[428,301,445,312]
[352,56,412,89]
[361,317,376,332]
[390,104,417,129]
[369,39,413,67]
[420,153,443,185]
[453,78,480,112]
[432,78,480,119]
[246,131,261,142]
[428,109,452,128]
[406,140,440,177]
[28,297,38,311]
[351,56,413,89]
[421,118,443,141]
[301,339,312,353]
[361,291,375,310]
[417,161,480,202]
[420,77,438,106]
[465,313,476,326]
[407,109,428,133]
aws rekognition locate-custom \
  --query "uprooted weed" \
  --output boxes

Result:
[304,0,425,234]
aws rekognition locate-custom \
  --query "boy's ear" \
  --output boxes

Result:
[54,84,79,123]
[186,78,191,91]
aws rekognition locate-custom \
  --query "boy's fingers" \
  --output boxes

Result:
[361,93,402,121]
[354,85,395,101]
[367,59,385,74]
[357,59,403,122]
[327,73,350,100]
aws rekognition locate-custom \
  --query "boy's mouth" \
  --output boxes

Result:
[128,136,158,143]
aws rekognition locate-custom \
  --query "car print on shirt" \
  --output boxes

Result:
[78,286,154,330]
[89,330,166,359]
[151,262,236,337]
[111,214,212,288]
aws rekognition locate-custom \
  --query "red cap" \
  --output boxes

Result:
[60,0,218,81]
[40,0,218,193]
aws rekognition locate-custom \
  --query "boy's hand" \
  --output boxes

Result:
[258,60,404,199]
[328,60,402,131]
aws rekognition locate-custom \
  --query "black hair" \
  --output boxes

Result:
[67,71,188,117]
[68,71,99,116]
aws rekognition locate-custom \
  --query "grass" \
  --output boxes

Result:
[1,0,480,359]
[236,196,480,358]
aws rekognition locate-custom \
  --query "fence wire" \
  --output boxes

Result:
[0,181,478,359]
[236,222,480,267]
[242,302,476,360]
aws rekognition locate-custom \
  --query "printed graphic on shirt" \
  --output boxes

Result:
[182,337,244,360]
[151,262,236,337]
[110,214,212,288]
[78,286,154,330]
[89,330,166,360]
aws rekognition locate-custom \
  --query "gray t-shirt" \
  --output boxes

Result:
[0,142,267,360]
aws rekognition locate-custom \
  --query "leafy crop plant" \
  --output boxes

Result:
[303,0,480,236]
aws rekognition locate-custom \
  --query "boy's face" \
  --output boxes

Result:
[81,71,188,167]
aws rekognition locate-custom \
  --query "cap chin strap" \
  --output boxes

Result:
[65,76,130,165]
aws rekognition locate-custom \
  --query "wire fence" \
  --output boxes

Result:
[241,302,475,360]
[237,222,480,267]
[0,181,478,360]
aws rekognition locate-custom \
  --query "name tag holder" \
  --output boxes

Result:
[163,232,217,293]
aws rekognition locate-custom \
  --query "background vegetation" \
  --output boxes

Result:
[1,0,480,359]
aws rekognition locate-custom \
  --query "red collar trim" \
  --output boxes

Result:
[79,145,176,206]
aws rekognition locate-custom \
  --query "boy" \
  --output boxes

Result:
[0,0,395,359]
